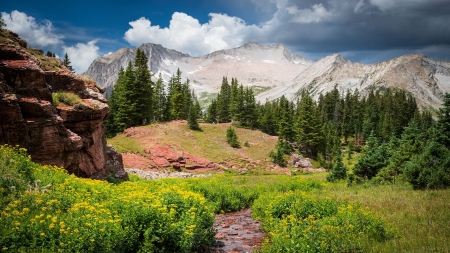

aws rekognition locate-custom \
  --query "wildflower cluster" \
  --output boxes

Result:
[0,145,215,252]
[252,191,394,252]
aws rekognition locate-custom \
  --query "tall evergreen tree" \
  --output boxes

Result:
[133,49,153,125]
[188,105,201,131]
[437,92,450,148]
[277,96,294,142]
[153,73,167,122]
[63,53,74,72]
[295,92,323,157]
[216,77,231,123]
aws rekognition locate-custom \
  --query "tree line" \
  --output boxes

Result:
[106,49,201,137]
[105,51,450,189]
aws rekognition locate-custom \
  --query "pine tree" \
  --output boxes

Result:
[327,154,347,181]
[133,49,153,125]
[113,61,135,130]
[217,77,231,123]
[404,139,450,189]
[437,93,450,148]
[241,87,258,128]
[0,17,6,28]
[295,92,323,157]
[226,126,240,148]
[153,73,167,122]
[63,53,74,72]
[354,131,390,179]
[205,99,218,123]
[170,69,185,120]
[341,90,353,142]
[188,105,201,131]
[269,140,287,166]
[277,96,294,142]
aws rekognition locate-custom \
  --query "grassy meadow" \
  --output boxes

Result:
[1,122,449,252]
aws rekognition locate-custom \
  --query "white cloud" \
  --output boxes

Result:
[354,0,365,13]
[124,12,260,56]
[1,10,63,48]
[286,4,334,23]
[63,41,99,73]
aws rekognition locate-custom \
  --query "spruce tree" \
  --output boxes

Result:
[437,93,450,148]
[63,53,74,72]
[153,73,167,122]
[270,140,287,166]
[354,131,390,179]
[170,69,185,120]
[226,126,240,148]
[188,105,201,131]
[295,92,323,157]
[404,139,450,189]
[205,99,218,123]
[0,17,6,28]
[216,77,231,123]
[277,96,294,142]
[327,154,347,181]
[133,49,153,125]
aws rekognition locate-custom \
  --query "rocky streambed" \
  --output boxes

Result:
[209,209,265,253]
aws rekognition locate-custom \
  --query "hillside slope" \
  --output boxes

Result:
[107,121,290,174]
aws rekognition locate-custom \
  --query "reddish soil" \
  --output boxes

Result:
[209,209,266,253]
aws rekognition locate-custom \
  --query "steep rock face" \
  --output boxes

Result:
[0,29,127,181]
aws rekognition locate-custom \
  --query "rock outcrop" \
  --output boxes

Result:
[0,29,127,181]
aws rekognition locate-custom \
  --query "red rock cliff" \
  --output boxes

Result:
[0,29,128,181]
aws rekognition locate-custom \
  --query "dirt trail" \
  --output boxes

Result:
[209,209,265,253]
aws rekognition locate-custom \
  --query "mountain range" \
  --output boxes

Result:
[85,42,450,109]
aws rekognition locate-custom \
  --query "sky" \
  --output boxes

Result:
[1,0,450,73]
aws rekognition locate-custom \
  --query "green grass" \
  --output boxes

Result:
[108,122,279,172]
[107,135,144,154]
[52,92,83,106]
[78,74,96,85]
